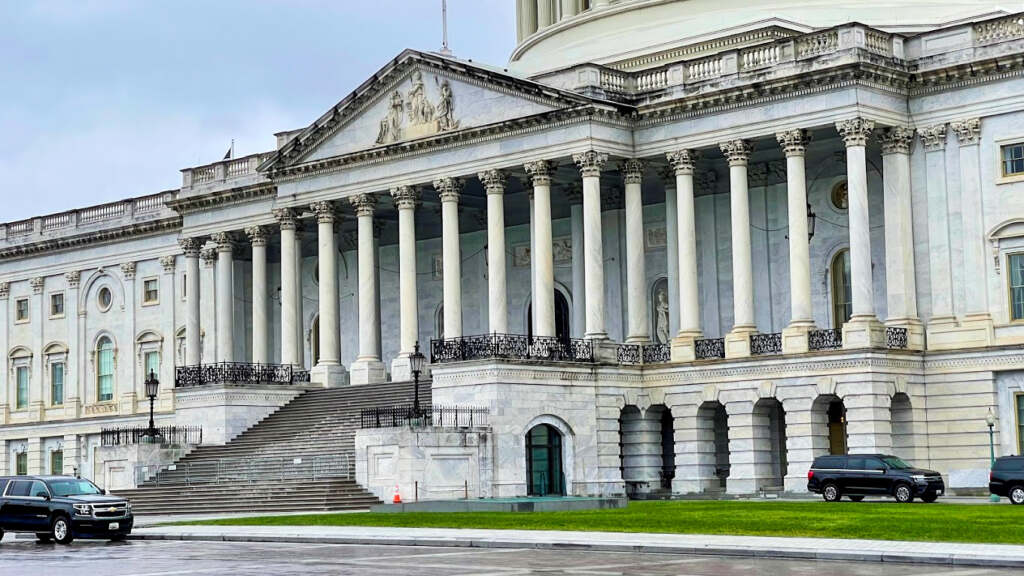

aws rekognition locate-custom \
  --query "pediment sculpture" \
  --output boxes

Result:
[375,70,460,145]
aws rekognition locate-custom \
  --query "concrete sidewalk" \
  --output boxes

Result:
[131,524,1024,568]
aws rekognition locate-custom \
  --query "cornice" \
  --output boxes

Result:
[909,52,1024,96]
[0,216,182,262]
[167,183,276,216]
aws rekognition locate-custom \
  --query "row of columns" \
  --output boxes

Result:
[517,0,612,42]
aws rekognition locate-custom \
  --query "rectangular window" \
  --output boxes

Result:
[15,298,29,322]
[1011,254,1024,321]
[143,278,159,304]
[144,351,160,380]
[1017,394,1024,454]
[98,341,114,402]
[1003,143,1024,176]
[182,273,187,299]
[15,454,27,476]
[50,293,64,317]
[16,366,29,409]
[51,362,64,406]
[50,450,63,475]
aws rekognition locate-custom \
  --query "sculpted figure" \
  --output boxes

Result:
[376,91,405,144]
[655,286,670,344]
[435,79,459,132]
[406,70,435,125]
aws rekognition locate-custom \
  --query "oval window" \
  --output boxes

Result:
[98,287,113,311]
[831,181,849,211]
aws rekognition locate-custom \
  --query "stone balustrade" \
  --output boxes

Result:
[179,151,274,196]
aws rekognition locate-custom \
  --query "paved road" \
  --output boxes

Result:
[0,539,1020,576]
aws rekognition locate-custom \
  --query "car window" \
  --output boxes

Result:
[8,480,32,497]
[863,457,886,470]
[881,456,912,469]
[815,456,844,469]
[48,479,102,497]
[29,481,49,498]
[847,457,866,470]
[995,458,1024,471]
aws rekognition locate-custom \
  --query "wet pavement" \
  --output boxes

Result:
[0,539,1021,576]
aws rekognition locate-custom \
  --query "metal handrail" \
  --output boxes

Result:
[135,453,352,486]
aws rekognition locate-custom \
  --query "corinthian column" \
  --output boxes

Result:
[622,159,650,343]
[246,226,269,364]
[720,140,756,358]
[479,170,509,334]
[310,201,346,386]
[777,130,816,353]
[573,150,609,342]
[837,118,885,348]
[524,160,556,338]
[390,186,420,381]
[436,177,464,339]
[349,194,386,384]
[274,209,301,366]
[179,238,202,366]
[211,232,235,363]
[666,150,701,361]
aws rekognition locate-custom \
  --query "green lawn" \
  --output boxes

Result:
[167,500,1024,544]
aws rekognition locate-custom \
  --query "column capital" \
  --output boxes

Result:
[477,169,508,193]
[211,232,236,253]
[719,140,754,166]
[349,193,377,217]
[572,150,608,177]
[523,160,556,185]
[159,256,176,274]
[666,149,699,175]
[310,201,337,224]
[836,117,875,147]
[918,123,948,151]
[29,276,45,294]
[879,126,916,155]
[0,281,9,300]
[620,158,646,184]
[200,247,218,268]
[776,129,810,156]
[245,225,268,247]
[178,237,203,257]
[390,185,420,209]
[951,118,981,146]
[120,262,136,280]
[63,271,80,289]
[273,208,300,230]
[433,177,463,203]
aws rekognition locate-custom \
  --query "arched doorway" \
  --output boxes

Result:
[891,393,915,461]
[527,290,571,342]
[310,316,320,366]
[697,402,729,491]
[526,424,565,496]
[831,249,852,328]
[814,396,848,455]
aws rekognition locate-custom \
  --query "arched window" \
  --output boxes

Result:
[831,249,852,329]
[97,337,114,402]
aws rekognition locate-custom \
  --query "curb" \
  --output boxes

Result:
[128,532,1024,568]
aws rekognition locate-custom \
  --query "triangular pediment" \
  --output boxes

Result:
[262,50,602,172]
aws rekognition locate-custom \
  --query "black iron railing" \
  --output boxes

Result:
[695,338,726,359]
[430,334,594,364]
[617,344,641,364]
[808,328,843,351]
[100,425,203,446]
[750,332,783,355]
[642,343,671,364]
[360,405,489,429]
[886,327,909,349]
[175,363,311,387]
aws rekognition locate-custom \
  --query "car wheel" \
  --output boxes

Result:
[1010,485,1024,505]
[848,495,865,502]
[51,515,74,545]
[822,483,841,502]
[109,534,127,542]
[0,528,5,542]
[921,492,938,503]
[36,533,52,543]
[894,483,914,503]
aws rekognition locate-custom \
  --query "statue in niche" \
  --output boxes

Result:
[406,70,435,125]
[376,91,405,145]
[435,79,459,132]
[654,279,670,344]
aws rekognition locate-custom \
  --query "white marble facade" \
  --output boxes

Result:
[3,2,1024,496]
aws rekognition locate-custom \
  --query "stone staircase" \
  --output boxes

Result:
[115,380,430,515]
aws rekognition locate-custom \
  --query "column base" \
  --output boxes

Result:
[724,327,756,359]
[670,332,701,362]
[350,358,387,385]
[588,337,620,363]
[927,314,994,350]
[624,335,652,345]
[885,317,925,351]
[781,322,815,354]
[310,363,349,387]
[841,315,885,349]
[391,356,419,382]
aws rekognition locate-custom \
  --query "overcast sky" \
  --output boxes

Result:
[0,0,516,222]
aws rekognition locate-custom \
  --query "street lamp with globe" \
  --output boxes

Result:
[987,408,1000,502]
[411,341,426,417]
[144,370,160,442]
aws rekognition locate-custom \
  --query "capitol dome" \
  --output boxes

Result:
[510,0,1011,76]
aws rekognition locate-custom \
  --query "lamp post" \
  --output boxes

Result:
[411,341,426,417]
[987,408,1000,502]
[144,369,160,441]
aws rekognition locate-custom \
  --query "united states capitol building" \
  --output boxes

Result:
[4,0,1024,502]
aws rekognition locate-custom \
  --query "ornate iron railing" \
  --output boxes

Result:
[886,327,909,349]
[430,334,593,364]
[360,404,489,429]
[175,362,311,387]
[750,332,783,355]
[616,344,641,364]
[695,338,725,360]
[642,343,671,364]
[101,425,203,446]
[808,329,843,351]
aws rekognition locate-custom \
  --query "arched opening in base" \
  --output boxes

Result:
[526,423,565,497]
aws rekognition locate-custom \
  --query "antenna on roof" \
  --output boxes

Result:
[439,0,452,56]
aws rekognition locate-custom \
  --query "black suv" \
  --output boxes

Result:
[807,454,945,503]
[989,456,1024,504]
[0,476,133,544]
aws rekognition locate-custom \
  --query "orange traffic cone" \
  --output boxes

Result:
[393,485,402,504]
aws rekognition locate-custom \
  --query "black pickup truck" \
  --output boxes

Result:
[0,476,133,544]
